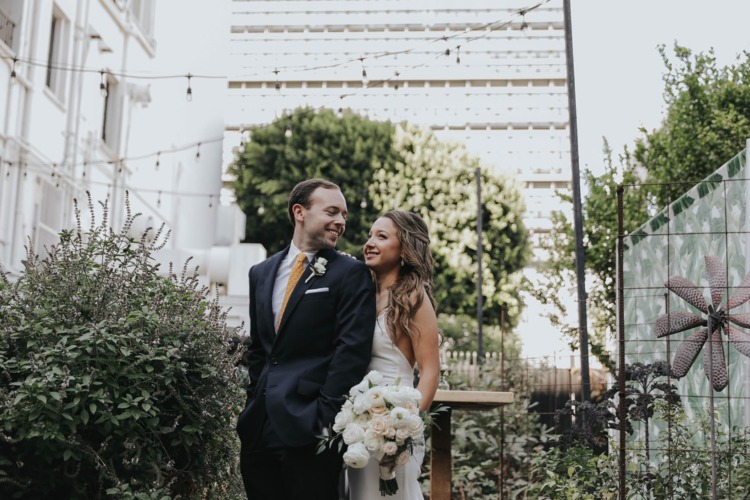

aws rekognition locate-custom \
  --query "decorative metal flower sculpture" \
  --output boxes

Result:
[655,256,750,391]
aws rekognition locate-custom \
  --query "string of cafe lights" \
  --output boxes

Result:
[1,135,227,205]
[1,136,223,172]
[3,159,224,208]
[1,0,549,102]
[232,0,550,78]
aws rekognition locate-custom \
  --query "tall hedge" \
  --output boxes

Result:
[0,196,244,499]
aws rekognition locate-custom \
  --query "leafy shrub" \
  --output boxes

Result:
[0,197,245,499]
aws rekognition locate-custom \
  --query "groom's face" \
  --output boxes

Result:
[296,187,347,251]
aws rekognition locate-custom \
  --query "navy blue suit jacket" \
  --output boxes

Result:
[236,247,375,447]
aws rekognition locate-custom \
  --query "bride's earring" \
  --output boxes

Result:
[401,258,405,267]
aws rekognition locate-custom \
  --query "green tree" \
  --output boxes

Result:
[372,124,531,330]
[229,106,400,256]
[534,144,650,368]
[636,45,750,207]
[535,44,750,367]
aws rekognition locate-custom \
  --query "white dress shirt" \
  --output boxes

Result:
[272,243,315,329]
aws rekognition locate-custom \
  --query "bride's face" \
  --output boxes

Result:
[363,217,402,271]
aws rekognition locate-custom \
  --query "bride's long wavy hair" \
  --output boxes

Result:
[381,210,437,344]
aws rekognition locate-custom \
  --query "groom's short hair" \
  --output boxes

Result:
[288,178,341,226]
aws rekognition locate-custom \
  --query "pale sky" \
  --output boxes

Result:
[571,0,750,175]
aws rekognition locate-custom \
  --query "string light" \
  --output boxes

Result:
[393,71,400,91]
[257,203,265,215]
[157,190,162,208]
[456,45,461,65]
[155,151,160,169]
[208,194,213,208]
[99,70,108,97]
[273,68,280,91]
[359,57,368,86]
[10,57,17,79]
[186,73,193,101]
[0,0,547,86]
[195,142,201,159]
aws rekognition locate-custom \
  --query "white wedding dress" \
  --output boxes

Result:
[347,313,425,500]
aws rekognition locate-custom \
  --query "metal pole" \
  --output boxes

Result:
[476,167,484,366]
[707,316,718,500]
[499,306,506,500]
[617,185,627,499]
[562,0,591,402]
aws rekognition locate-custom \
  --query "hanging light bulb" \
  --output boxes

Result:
[456,46,461,65]
[100,70,108,97]
[359,57,368,86]
[10,57,17,79]
[285,125,292,139]
[155,151,161,169]
[186,74,193,101]
[273,68,281,91]
[195,142,201,159]
[257,203,266,215]
[393,71,400,91]
[360,198,367,209]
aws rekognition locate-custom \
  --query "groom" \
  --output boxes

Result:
[237,178,376,499]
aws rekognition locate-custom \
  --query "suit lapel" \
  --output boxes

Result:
[276,249,338,334]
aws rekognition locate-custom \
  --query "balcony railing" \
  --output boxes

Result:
[0,6,15,49]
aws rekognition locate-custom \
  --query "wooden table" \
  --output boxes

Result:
[429,390,514,500]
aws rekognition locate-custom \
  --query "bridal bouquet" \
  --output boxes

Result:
[319,370,426,496]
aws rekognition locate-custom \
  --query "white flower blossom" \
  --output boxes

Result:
[342,422,365,445]
[343,442,370,468]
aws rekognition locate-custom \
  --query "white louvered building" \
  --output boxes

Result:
[223,0,575,357]
[224,0,571,255]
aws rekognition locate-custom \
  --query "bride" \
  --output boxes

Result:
[348,210,441,500]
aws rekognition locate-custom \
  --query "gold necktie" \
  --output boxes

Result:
[278,253,307,329]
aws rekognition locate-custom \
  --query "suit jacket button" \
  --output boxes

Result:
[271,358,279,365]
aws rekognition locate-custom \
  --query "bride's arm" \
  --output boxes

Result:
[411,294,440,412]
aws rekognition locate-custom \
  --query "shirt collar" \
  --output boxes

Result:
[289,242,316,265]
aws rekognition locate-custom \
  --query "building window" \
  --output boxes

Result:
[34,177,63,255]
[0,0,21,52]
[131,0,155,40]
[101,73,122,152]
[45,6,68,100]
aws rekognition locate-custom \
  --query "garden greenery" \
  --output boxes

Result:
[0,196,245,499]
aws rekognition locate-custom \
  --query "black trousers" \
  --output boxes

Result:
[240,414,343,500]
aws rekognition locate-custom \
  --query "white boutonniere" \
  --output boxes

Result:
[305,257,328,283]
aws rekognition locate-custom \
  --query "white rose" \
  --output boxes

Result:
[406,415,425,436]
[363,429,385,451]
[352,394,369,414]
[350,380,369,397]
[369,415,390,435]
[395,427,410,443]
[390,407,411,427]
[365,370,384,385]
[332,408,354,433]
[382,441,398,456]
[342,422,366,445]
[384,385,421,407]
[343,442,370,469]
[363,387,386,409]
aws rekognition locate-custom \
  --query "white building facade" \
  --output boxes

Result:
[224,0,570,251]
[223,0,575,356]
[0,0,259,329]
